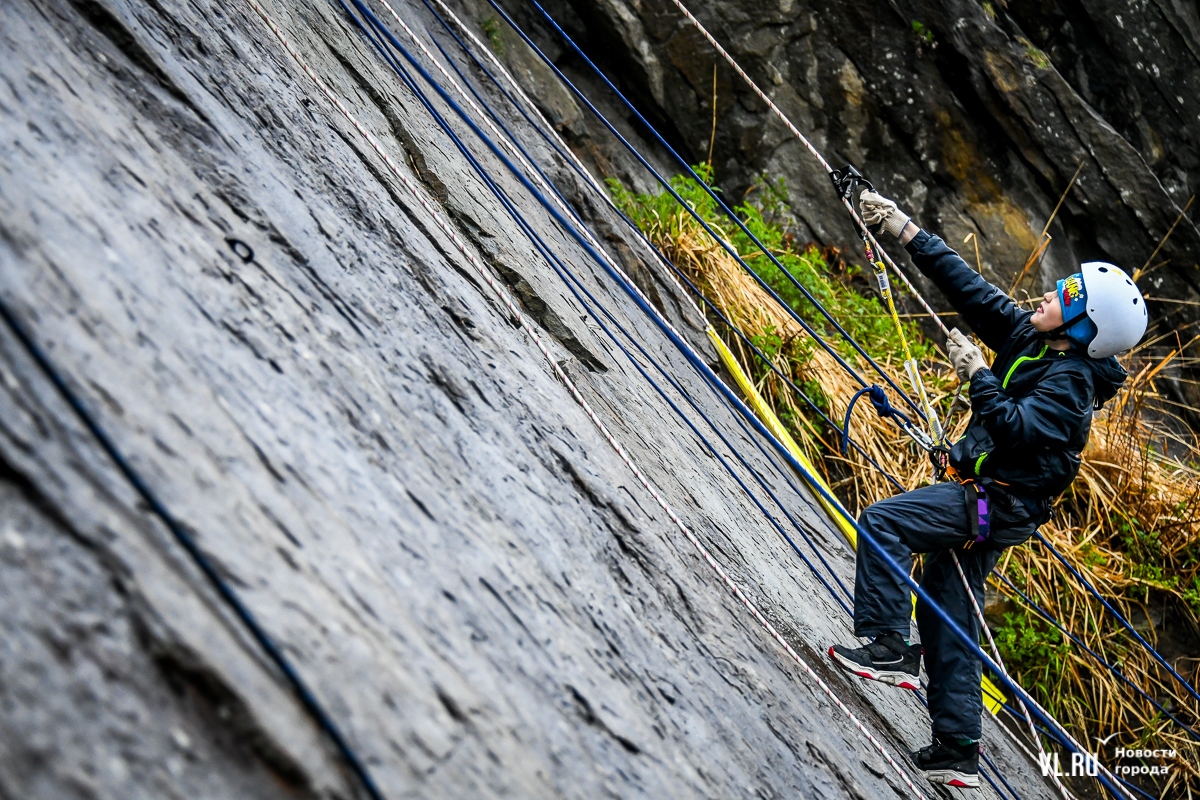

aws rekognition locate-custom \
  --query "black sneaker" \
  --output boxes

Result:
[912,734,980,788]
[827,632,921,690]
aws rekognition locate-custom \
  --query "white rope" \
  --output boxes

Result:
[950,550,1074,800]
[667,0,949,339]
[947,549,1131,796]
[243,3,930,795]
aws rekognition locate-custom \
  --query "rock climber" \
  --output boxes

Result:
[827,190,1147,788]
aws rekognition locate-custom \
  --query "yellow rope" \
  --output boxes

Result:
[706,326,858,547]
[869,257,943,443]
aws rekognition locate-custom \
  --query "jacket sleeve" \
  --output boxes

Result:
[968,361,1092,449]
[904,230,1029,352]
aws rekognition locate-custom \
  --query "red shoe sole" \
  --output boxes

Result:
[828,646,920,690]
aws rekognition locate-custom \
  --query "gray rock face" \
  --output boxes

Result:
[526,0,1200,415]
[1,0,1064,798]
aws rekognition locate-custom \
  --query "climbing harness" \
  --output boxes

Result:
[959,480,991,550]
[946,515,1078,800]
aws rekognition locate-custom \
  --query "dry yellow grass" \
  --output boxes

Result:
[630,186,1200,797]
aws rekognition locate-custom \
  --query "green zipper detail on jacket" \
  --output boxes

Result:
[974,452,989,475]
[1002,343,1065,389]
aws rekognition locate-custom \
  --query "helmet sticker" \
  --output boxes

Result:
[1061,274,1086,307]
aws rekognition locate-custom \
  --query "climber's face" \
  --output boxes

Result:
[1031,289,1065,333]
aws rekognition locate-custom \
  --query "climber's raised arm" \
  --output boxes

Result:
[859,191,1025,352]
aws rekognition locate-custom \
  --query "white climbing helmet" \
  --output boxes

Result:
[1057,261,1148,359]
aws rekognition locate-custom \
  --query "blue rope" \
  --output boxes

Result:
[1034,530,1200,705]
[371,18,1058,797]
[404,11,865,604]
[438,9,1198,789]
[348,6,1176,797]
[417,6,1199,790]
[434,23,860,601]
[341,0,857,615]
[418,1,583,185]
[429,0,1197,748]
[340,8,1131,795]
[841,385,918,456]
[995,572,1199,741]
[983,686,1159,800]
[0,303,384,800]
[981,751,1020,800]
[489,0,931,424]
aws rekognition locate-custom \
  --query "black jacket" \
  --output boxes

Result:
[905,231,1127,506]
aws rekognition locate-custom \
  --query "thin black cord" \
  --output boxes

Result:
[0,299,385,800]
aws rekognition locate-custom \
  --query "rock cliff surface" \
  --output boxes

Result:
[1,0,1077,797]
[521,0,1200,415]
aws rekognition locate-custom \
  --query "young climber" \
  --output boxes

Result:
[827,190,1147,788]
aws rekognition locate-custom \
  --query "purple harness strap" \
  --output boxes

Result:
[962,481,991,549]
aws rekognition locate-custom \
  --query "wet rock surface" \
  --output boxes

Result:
[2,0,1066,797]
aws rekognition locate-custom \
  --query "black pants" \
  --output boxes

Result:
[852,481,1039,739]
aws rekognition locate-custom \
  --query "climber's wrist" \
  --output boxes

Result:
[898,220,919,244]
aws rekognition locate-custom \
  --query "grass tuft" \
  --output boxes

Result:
[1018,37,1052,70]
[479,16,504,55]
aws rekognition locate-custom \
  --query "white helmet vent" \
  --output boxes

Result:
[1077,262,1149,358]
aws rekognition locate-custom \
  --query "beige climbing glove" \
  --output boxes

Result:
[859,190,911,238]
[947,329,988,383]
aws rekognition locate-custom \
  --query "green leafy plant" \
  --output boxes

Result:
[479,16,504,55]
[996,612,1071,712]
